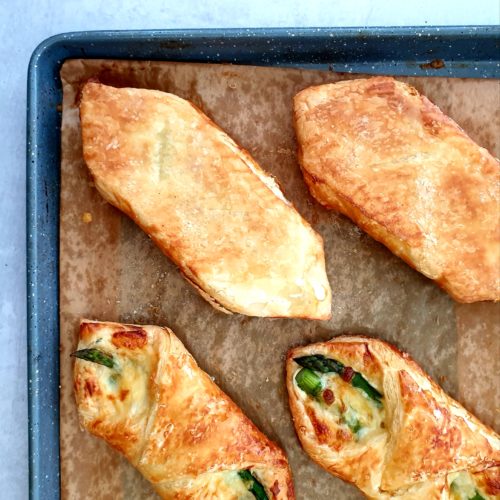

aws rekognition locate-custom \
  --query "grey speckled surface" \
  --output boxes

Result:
[2,1,500,498]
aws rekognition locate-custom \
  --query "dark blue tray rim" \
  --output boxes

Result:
[27,26,500,500]
[31,25,500,44]
[30,26,500,75]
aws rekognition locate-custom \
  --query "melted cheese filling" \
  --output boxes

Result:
[168,470,257,499]
[449,472,487,500]
[85,334,264,500]
[110,359,148,400]
[218,471,256,499]
[310,372,385,441]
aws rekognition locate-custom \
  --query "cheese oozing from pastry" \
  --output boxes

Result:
[286,337,500,499]
[449,471,487,500]
[164,470,257,499]
[322,372,385,440]
[74,320,293,499]
[294,369,385,442]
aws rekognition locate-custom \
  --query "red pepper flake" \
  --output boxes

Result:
[270,480,280,497]
[341,366,354,382]
[119,389,129,401]
[322,388,335,405]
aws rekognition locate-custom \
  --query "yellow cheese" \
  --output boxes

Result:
[449,471,487,500]
[321,373,385,441]
[160,470,256,499]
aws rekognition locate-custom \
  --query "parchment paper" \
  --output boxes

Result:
[59,59,500,500]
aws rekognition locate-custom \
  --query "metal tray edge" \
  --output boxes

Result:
[26,26,500,500]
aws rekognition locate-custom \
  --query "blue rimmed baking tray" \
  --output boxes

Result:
[27,26,500,500]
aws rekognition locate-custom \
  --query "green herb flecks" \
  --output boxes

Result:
[238,470,268,500]
[294,354,383,406]
[343,408,362,435]
[108,372,121,387]
[71,348,115,369]
[295,368,323,398]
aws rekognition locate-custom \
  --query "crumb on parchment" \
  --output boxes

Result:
[82,212,92,223]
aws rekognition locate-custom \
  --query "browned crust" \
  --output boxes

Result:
[75,319,295,499]
[111,329,148,349]
[474,466,500,496]
[293,77,500,303]
[286,335,500,498]
[80,82,331,319]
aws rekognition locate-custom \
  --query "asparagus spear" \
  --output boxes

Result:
[351,373,383,407]
[470,492,486,500]
[71,348,115,369]
[295,368,323,398]
[450,479,486,500]
[294,355,382,406]
[238,470,269,500]
[294,354,343,374]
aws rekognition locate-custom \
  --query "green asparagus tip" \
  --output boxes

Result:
[238,470,269,500]
[295,354,383,406]
[71,348,115,369]
[295,368,323,397]
[294,355,344,374]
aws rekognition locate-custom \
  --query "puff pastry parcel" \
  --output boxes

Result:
[294,77,500,303]
[74,320,294,499]
[286,336,500,499]
[80,82,331,319]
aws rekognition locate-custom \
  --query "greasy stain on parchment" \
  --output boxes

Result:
[59,59,499,500]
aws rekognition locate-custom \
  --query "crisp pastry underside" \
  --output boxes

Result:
[286,336,500,499]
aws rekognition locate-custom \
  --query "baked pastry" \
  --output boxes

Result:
[74,320,294,499]
[293,76,500,303]
[80,82,331,319]
[286,335,500,499]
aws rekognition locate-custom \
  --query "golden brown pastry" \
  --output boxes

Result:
[80,82,331,319]
[293,76,500,303]
[74,320,294,499]
[286,335,500,499]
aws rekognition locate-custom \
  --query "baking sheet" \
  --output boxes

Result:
[59,59,500,499]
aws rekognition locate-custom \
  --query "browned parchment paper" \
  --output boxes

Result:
[59,59,500,500]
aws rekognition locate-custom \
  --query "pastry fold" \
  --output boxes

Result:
[74,320,294,499]
[293,76,500,303]
[80,82,331,319]
[286,336,499,499]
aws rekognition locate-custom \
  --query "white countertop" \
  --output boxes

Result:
[0,0,498,497]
